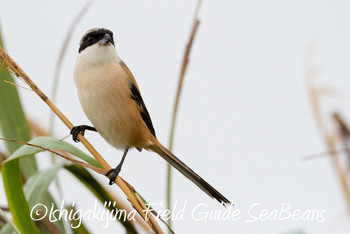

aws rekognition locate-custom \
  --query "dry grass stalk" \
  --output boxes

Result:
[332,113,350,166]
[0,137,106,175]
[167,0,202,227]
[169,0,202,145]
[305,49,350,213]
[108,191,152,233]
[50,0,92,134]
[4,80,32,91]
[0,47,163,233]
[332,113,350,204]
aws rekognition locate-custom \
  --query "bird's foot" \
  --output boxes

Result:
[70,125,96,142]
[105,166,121,185]
[70,125,86,142]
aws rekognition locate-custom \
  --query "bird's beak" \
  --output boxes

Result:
[100,34,112,46]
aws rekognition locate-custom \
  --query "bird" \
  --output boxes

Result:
[71,28,231,205]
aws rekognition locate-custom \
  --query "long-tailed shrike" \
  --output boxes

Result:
[71,28,230,205]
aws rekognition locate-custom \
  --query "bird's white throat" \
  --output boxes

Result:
[76,43,120,66]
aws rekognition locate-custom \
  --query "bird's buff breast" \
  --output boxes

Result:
[74,62,135,149]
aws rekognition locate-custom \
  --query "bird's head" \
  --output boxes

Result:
[77,28,119,65]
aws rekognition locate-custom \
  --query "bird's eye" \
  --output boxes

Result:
[87,36,93,42]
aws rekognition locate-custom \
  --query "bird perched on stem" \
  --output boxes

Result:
[71,28,231,205]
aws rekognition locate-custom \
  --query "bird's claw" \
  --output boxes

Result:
[70,126,86,142]
[105,167,121,185]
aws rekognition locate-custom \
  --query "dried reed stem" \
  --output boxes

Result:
[305,48,350,213]
[0,47,163,233]
[50,0,92,134]
[167,0,202,228]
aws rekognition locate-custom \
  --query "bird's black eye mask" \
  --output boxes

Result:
[79,28,115,53]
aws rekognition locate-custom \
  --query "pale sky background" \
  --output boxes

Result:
[1,0,350,233]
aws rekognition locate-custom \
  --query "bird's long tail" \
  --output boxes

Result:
[148,140,231,205]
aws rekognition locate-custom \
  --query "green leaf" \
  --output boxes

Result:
[40,195,66,233]
[65,204,90,234]
[24,164,64,207]
[0,28,37,178]
[1,164,39,233]
[0,224,15,234]
[5,136,101,168]
[0,208,20,234]
[22,164,66,233]
[0,25,40,234]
